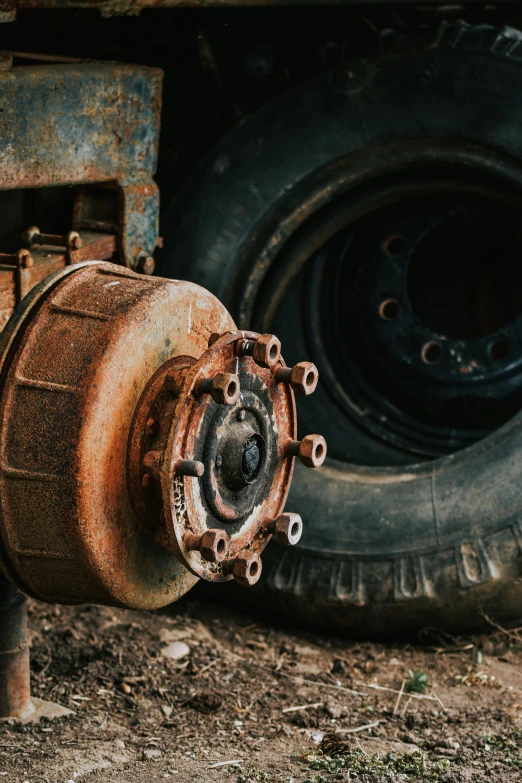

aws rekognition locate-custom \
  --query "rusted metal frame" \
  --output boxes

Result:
[0,233,117,330]
[0,61,162,269]
[0,575,30,720]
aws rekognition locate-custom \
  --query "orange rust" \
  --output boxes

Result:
[0,261,320,607]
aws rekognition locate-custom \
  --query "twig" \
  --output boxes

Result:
[401,696,412,717]
[276,671,365,698]
[434,644,475,655]
[208,760,243,769]
[194,659,218,678]
[336,721,380,734]
[393,679,406,715]
[282,702,323,714]
[480,611,522,643]
[354,681,440,704]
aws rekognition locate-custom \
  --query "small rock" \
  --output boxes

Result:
[325,701,346,719]
[331,659,347,675]
[161,705,173,718]
[114,739,126,749]
[143,749,162,761]
[389,657,402,666]
[120,682,132,695]
[160,641,190,660]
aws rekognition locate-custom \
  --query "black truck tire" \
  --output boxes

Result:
[159,21,522,634]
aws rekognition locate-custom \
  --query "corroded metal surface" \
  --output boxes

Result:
[0,262,232,608]
[0,58,161,271]
[128,331,298,583]
[0,574,73,720]
[0,231,116,331]
[0,262,323,608]
[0,577,30,719]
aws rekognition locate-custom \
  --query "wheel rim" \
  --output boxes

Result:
[232,139,522,465]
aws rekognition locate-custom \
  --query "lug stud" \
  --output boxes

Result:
[275,362,319,395]
[267,513,303,546]
[288,434,327,468]
[232,552,262,587]
[196,372,240,405]
[184,529,230,562]
[236,334,281,369]
[175,459,205,477]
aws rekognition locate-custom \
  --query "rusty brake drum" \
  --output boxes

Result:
[0,262,324,609]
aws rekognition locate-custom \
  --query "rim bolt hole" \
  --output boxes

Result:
[490,340,510,362]
[379,298,401,321]
[422,341,443,365]
[383,234,406,256]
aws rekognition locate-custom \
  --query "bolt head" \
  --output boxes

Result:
[232,552,262,587]
[272,513,303,546]
[252,334,281,369]
[67,231,83,250]
[298,434,327,468]
[199,529,230,563]
[210,372,240,405]
[17,249,34,269]
[290,362,319,396]
[136,254,155,275]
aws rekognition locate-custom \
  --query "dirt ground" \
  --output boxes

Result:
[2,593,522,783]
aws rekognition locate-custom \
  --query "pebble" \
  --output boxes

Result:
[114,739,126,749]
[162,705,173,718]
[160,641,190,660]
[143,749,163,761]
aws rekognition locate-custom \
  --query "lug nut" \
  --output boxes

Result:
[17,249,34,269]
[232,552,262,587]
[288,434,327,468]
[66,231,83,251]
[196,372,240,405]
[267,513,303,546]
[175,459,205,477]
[184,529,230,562]
[275,362,319,395]
[236,334,281,369]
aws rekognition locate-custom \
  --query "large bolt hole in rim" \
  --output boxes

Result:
[247,164,522,466]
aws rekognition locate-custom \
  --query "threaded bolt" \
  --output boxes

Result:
[184,529,230,563]
[175,459,205,477]
[196,372,240,405]
[236,334,281,369]
[275,362,319,395]
[232,552,262,587]
[267,513,303,546]
[288,434,327,468]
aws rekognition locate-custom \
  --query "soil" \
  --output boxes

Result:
[2,594,522,782]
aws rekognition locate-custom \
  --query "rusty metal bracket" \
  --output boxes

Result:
[0,58,161,269]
